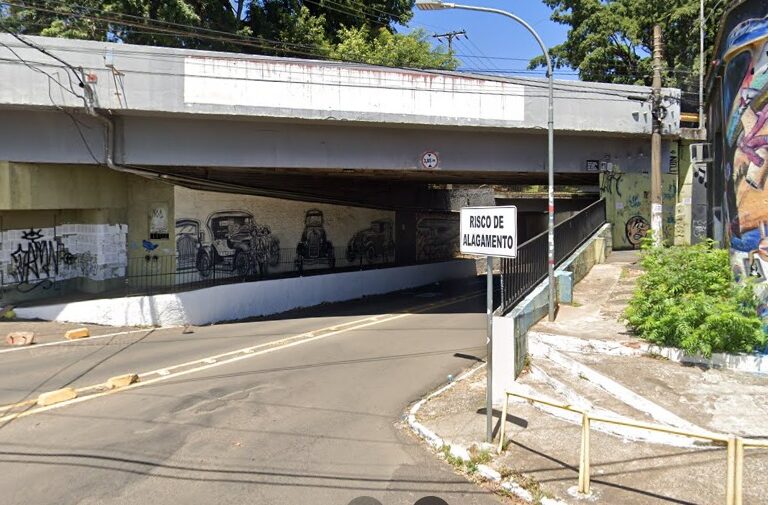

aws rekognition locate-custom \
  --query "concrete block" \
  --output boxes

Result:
[106,373,139,389]
[65,327,90,340]
[477,464,501,482]
[5,331,35,346]
[555,271,573,303]
[449,444,471,462]
[37,388,77,406]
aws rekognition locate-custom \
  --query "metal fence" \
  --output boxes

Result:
[125,245,398,296]
[500,198,607,314]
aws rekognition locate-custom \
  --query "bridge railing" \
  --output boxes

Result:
[500,198,606,315]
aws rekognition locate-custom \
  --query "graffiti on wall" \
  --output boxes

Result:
[0,224,127,292]
[416,213,460,262]
[175,211,280,277]
[601,170,678,249]
[174,187,396,280]
[721,14,768,302]
[346,219,395,264]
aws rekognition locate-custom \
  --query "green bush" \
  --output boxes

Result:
[623,240,766,357]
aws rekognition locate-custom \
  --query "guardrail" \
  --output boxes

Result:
[496,390,768,504]
[500,198,606,314]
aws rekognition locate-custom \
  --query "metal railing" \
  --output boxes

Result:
[125,246,399,295]
[497,390,768,504]
[500,198,607,314]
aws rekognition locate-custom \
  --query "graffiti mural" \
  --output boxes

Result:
[295,209,334,272]
[601,170,678,249]
[416,213,460,262]
[174,187,396,279]
[0,224,127,292]
[346,219,395,264]
[721,13,768,303]
[175,211,280,278]
[625,216,650,248]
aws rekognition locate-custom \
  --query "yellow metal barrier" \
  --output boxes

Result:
[497,390,767,504]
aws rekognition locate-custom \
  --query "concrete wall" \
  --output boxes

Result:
[491,224,612,403]
[16,259,479,326]
[0,34,680,135]
[709,1,768,327]
[601,159,678,250]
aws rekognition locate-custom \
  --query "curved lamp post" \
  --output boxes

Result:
[416,0,556,321]
[416,0,555,443]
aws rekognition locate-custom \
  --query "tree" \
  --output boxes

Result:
[1,0,456,69]
[531,0,727,95]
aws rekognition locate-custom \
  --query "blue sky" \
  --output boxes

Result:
[399,0,576,78]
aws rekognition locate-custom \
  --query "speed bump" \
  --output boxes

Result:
[106,374,139,389]
[65,328,90,340]
[37,388,77,406]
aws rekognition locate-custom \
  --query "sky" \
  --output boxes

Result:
[398,0,577,79]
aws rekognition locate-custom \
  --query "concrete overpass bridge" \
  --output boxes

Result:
[0,34,680,209]
[0,34,687,307]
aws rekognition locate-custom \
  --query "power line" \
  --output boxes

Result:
[432,29,465,52]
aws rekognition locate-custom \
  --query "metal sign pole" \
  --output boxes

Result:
[486,255,493,443]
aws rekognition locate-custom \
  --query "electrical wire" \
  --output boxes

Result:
[0,1,677,101]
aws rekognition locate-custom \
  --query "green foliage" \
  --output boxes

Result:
[624,241,766,357]
[532,0,727,91]
[1,0,456,69]
[332,27,456,69]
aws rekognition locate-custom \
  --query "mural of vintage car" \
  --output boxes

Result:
[416,215,460,262]
[346,219,395,264]
[295,209,335,272]
[175,218,203,271]
[196,211,280,278]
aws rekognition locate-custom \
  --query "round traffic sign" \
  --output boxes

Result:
[420,151,439,169]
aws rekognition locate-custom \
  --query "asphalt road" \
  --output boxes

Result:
[0,279,503,505]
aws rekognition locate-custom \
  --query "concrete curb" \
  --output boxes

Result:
[532,329,768,375]
[405,362,568,505]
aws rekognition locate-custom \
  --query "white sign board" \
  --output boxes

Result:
[460,206,518,258]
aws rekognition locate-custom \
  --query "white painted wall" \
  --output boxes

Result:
[16,260,478,327]
[184,57,525,122]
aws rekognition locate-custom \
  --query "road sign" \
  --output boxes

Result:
[460,206,517,258]
[420,151,439,169]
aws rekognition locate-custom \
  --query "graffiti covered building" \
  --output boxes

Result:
[708,0,768,309]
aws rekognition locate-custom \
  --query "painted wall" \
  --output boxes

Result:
[173,186,396,280]
[601,168,678,250]
[716,6,768,310]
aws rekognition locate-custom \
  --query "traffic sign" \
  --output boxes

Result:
[459,206,517,258]
[420,151,439,169]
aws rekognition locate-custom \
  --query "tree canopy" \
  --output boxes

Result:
[1,0,457,69]
[532,0,727,100]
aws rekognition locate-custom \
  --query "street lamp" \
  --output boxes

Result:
[416,0,556,323]
[416,0,555,441]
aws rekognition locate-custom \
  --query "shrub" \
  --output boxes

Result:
[623,240,766,357]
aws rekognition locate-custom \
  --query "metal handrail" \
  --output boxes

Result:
[497,390,767,504]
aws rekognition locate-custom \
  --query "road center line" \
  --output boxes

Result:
[0,290,482,423]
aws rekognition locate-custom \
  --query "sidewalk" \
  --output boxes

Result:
[412,251,768,504]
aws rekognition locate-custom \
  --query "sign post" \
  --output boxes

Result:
[460,206,517,443]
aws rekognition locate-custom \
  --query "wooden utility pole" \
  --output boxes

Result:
[651,24,664,246]
[433,30,466,52]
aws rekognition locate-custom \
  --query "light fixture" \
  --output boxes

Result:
[415,0,455,10]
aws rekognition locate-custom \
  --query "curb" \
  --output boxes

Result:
[531,330,768,375]
[405,362,568,505]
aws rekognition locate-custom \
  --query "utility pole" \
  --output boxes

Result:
[698,0,705,128]
[433,29,466,52]
[651,24,664,246]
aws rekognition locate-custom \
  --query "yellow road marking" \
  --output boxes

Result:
[0,290,482,423]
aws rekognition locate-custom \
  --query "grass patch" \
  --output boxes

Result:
[624,240,766,357]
